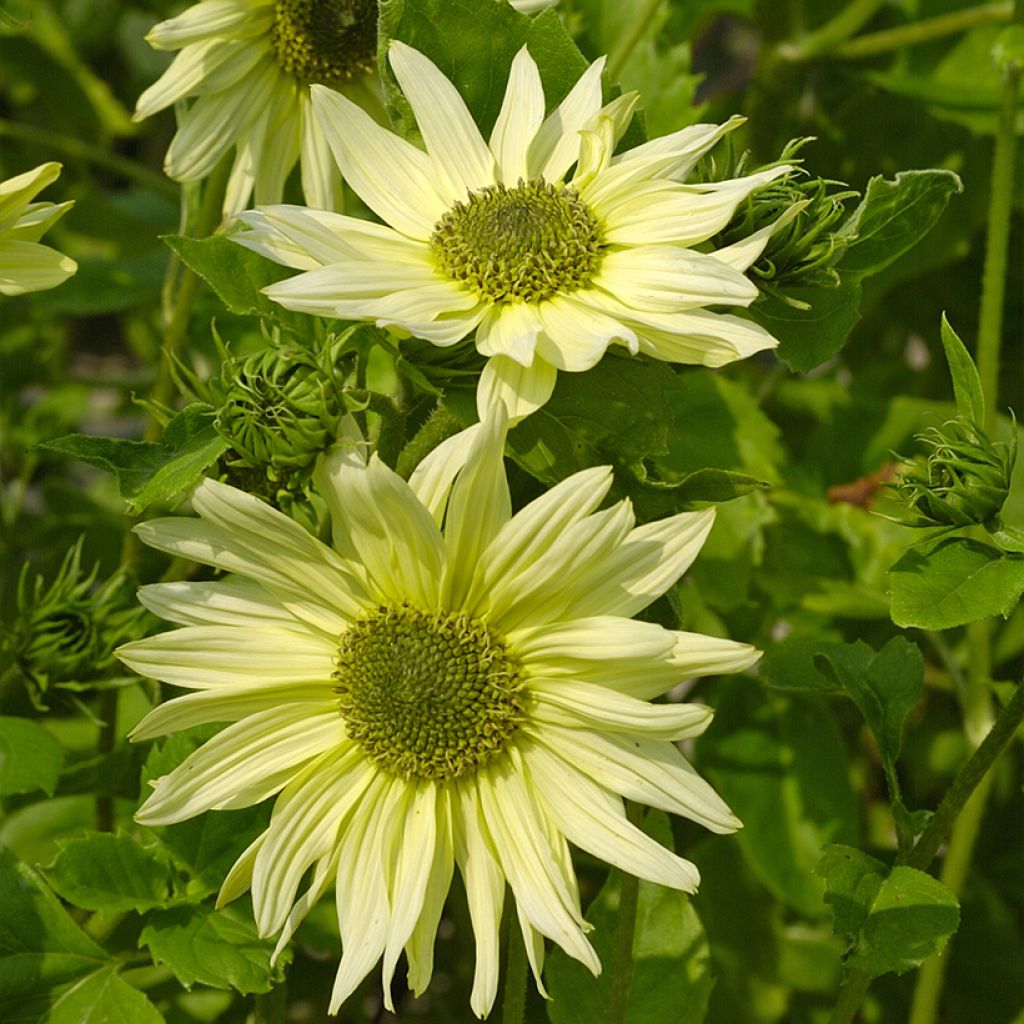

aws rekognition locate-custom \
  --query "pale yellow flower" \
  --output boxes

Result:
[235,42,788,420]
[135,0,559,215]
[0,163,76,297]
[119,413,757,1017]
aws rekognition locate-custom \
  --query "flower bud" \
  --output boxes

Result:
[893,419,1016,528]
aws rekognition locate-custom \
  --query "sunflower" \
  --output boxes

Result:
[234,42,789,420]
[0,163,77,296]
[119,412,758,1017]
[135,0,559,215]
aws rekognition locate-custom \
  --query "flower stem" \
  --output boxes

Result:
[834,3,1013,60]
[607,0,663,80]
[776,0,886,61]
[608,874,640,1023]
[829,969,872,1024]
[395,404,460,480]
[0,118,178,198]
[501,914,530,1024]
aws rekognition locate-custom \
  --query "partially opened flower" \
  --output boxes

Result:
[0,163,77,297]
[235,42,789,420]
[135,1,559,215]
[119,413,757,1017]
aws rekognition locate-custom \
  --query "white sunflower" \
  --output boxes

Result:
[135,1,559,216]
[233,42,790,421]
[119,412,758,1018]
[0,163,77,297]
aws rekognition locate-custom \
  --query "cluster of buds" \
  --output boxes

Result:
[705,139,857,302]
[892,418,1016,529]
[3,540,144,707]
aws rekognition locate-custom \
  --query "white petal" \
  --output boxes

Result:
[117,624,336,690]
[217,833,265,907]
[489,46,545,182]
[299,91,341,210]
[251,77,302,205]
[0,240,77,296]
[145,0,270,50]
[528,57,606,182]
[476,354,557,425]
[136,703,345,825]
[137,579,322,630]
[5,199,73,243]
[525,742,701,890]
[475,302,541,366]
[0,162,62,225]
[408,423,484,527]
[387,41,496,203]
[607,115,745,183]
[311,85,447,239]
[633,308,779,367]
[529,725,741,833]
[536,294,637,371]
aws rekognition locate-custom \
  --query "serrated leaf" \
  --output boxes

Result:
[46,832,175,914]
[816,844,887,942]
[762,170,962,372]
[546,812,712,1024]
[939,314,985,425]
[40,404,228,514]
[847,866,960,978]
[888,536,1024,629]
[0,717,63,797]
[0,849,164,1024]
[139,904,284,995]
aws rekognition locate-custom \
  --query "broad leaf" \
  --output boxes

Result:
[816,844,887,942]
[140,904,285,995]
[888,537,1024,629]
[0,716,63,797]
[46,832,175,914]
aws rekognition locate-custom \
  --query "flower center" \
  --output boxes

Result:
[429,178,605,304]
[272,0,377,87]
[334,605,523,781]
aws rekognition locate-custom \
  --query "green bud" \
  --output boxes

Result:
[892,419,1017,529]
[5,540,144,702]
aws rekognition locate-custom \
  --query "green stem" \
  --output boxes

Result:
[395,404,460,479]
[252,981,288,1023]
[608,807,644,1024]
[95,688,118,832]
[835,3,1013,60]
[501,914,529,1024]
[829,969,872,1024]
[977,62,1021,436]
[0,118,178,198]
[606,0,663,80]
[777,0,886,61]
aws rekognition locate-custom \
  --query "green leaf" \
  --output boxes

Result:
[0,717,63,797]
[697,682,859,916]
[164,234,318,340]
[761,170,962,372]
[40,404,228,514]
[888,537,1024,630]
[645,467,770,506]
[46,832,175,914]
[546,812,712,1024]
[847,866,960,978]
[758,639,872,694]
[378,0,588,139]
[939,314,985,425]
[139,904,285,995]
[0,849,164,1024]
[816,844,887,943]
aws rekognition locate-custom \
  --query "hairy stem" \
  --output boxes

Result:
[835,3,1013,60]
[395,404,460,479]
[607,0,663,80]
[501,914,529,1024]
[608,805,644,1024]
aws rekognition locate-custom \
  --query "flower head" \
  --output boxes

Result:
[0,163,77,296]
[119,413,757,1017]
[235,42,789,420]
[135,1,559,215]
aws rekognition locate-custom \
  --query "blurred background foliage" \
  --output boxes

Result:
[1,1,1022,1022]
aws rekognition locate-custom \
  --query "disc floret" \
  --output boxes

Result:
[334,604,524,780]
[272,0,376,87]
[430,178,605,304]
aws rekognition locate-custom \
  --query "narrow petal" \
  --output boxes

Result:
[388,41,496,202]
[536,294,637,371]
[475,303,542,368]
[299,92,341,210]
[476,354,557,425]
[0,162,62,225]
[146,0,270,50]
[529,725,741,833]
[633,308,779,367]
[136,703,346,825]
[607,115,745,183]
[311,85,447,239]
[408,423,484,527]
[489,46,545,182]
[0,240,77,296]
[217,833,265,907]
[5,200,73,243]
[525,742,701,890]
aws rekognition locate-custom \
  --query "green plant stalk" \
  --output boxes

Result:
[501,914,529,1024]
[834,2,1013,59]
[606,0,663,80]
[395,404,460,479]
[776,0,886,61]
[829,680,1024,1024]
[0,119,178,198]
[95,688,118,831]
[608,875,639,1024]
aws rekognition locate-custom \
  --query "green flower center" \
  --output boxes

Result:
[334,605,523,781]
[429,178,605,303]
[272,0,377,87]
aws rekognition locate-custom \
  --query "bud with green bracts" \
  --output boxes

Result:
[892,418,1017,529]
